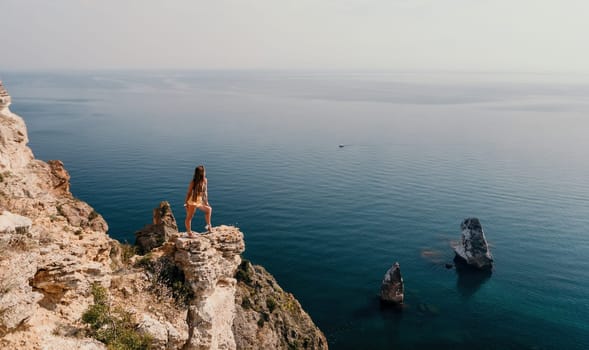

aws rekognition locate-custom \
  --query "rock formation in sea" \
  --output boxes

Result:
[380,262,404,305]
[0,82,327,349]
[452,217,494,270]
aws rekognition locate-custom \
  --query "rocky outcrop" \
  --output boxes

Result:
[380,262,404,305]
[47,160,71,196]
[0,210,32,234]
[0,83,328,349]
[1,83,112,348]
[452,218,494,270]
[173,226,245,350]
[0,211,37,336]
[0,81,10,108]
[135,201,178,254]
[0,97,33,172]
[233,260,328,350]
[130,218,328,350]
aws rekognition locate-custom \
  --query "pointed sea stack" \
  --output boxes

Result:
[134,201,178,254]
[452,218,494,270]
[380,262,404,305]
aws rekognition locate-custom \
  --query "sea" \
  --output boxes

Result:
[2,70,589,349]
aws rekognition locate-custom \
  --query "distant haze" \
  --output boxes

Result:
[2,0,588,72]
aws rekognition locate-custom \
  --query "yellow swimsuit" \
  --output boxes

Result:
[187,182,207,207]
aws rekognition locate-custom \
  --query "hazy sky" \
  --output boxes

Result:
[2,0,588,72]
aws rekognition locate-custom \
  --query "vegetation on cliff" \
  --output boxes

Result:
[134,254,194,306]
[234,260,328,350]
[82,284,152,350]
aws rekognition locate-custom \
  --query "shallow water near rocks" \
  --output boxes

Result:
[3,70,589,349]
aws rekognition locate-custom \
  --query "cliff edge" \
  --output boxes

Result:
[0,82,327,349]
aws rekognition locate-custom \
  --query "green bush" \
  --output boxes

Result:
[56,205,66,217]
[82,304,109,330]
[88,210,99,221]
[266,297,277,313]
[120,243,137,265]
[135,256,193,306]
[257,312,270,327]
[82,284,152,350]
[133,254,153,269]
[241,296,252,310]
[235,260,253,285]
[152,257,194,306]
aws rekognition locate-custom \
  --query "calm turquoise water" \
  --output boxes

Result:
[3,71,589,349]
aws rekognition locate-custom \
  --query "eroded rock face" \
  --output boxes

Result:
[0,210,32,235]
[135,201,178,254]
[380,262,404,305]
[173,226,245,350]
[0,86,113,347]
[452,218,494,270]
[0,211,39,336]
[47,160,71,197]
[137,314,186,350]
[0,109,33,171]
[152,201,178,229]
[233,261,328,350]
[0,81,11,109]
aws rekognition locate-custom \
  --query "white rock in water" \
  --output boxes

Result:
[452,218,494,270]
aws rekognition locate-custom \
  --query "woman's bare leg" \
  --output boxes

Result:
[185,205,196,237]
[198,205,213,232]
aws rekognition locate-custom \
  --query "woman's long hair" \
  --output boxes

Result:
[192,165,206,200]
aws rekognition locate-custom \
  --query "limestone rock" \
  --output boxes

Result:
[0,81,11,109]
[452,217,494,270]
[0,102,34,171]
[0,85,114,347]
[47,160,71,197]
[0,213,35,336]
[31,256,110,309]
[0,214,38,336]
[56,199,108,232]
[107,267,189,350]
[174,226,245,350]
[0,210,32,236]
[152,201,178,229]
[138,314,182,350]
[233,260,328,350]
[380,262,404,305]
[135,201,178,254]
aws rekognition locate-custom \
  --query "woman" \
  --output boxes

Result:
[184,165,212,236]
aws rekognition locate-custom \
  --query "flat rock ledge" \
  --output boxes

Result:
[452,217,494,270]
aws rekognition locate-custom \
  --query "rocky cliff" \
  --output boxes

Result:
[0,83,327,350]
